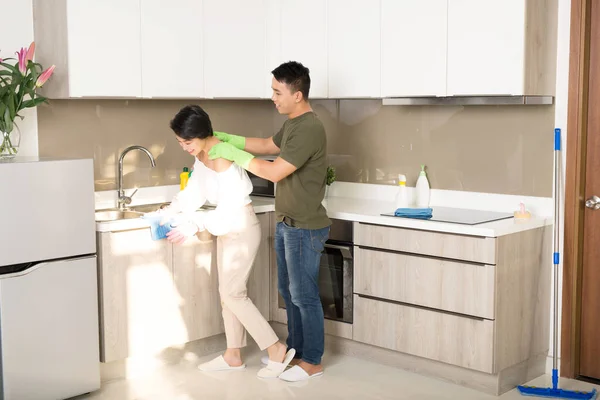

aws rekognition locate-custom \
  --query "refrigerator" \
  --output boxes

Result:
[0,157,100,400]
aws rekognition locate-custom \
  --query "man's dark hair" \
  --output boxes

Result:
[170,105,213,140]
[272,61,311,100]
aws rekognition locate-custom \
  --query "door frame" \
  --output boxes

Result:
[561,0,593,379]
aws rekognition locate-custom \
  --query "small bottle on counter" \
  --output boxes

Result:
[415,165,430,208]
[180,167,190,190]
[395,174,409,209]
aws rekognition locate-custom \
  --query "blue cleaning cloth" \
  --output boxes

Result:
[394,207,433,220]
[142,214,173,240]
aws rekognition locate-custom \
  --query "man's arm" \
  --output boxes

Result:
[244,137,280,156]
[247,156,296,183]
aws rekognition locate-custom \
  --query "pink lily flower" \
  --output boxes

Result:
[25,42,35,62]
[35,65,55,87]
[16,47,27,74]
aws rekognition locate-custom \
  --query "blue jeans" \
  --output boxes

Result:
[275,221,330,365]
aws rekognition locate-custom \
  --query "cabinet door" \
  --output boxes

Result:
[203,0,268,98]
[97,229,182,362]
[247,213,271,319]
[328,0,381,98]
[353,295,494,372]
[447,0,526,95]
[66,0,142,97]
[140,0,203,98]
[274,0,328,99]
[381,0,447,97]
[172,233,224,342]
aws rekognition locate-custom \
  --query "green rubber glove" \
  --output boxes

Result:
[208,142,255,170]
[213,131,246,150]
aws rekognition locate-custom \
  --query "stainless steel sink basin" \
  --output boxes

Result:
[128,203,216,212]
[129,203,167,213]
[95,210,144,222]
[95,202,216,222]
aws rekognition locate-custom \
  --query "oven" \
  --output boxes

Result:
[278,218,354,324]
[247,156,276,197]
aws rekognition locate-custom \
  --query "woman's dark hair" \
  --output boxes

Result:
[170,105,213,140]
[272,61,311,100]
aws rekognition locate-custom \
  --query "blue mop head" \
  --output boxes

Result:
[518,370,597,399]
[517,385,597,399]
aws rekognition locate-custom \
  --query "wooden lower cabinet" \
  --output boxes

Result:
[172,233,224,345]
[355,223,496,264]
[354,247,495,319]
[352,294,495,373]
[97,212,273,362]
[97,228,182,362]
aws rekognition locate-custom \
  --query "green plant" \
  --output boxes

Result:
[0,42,55,155]
[326,165,336,186]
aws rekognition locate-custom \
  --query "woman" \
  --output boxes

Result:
[159,105,294,378]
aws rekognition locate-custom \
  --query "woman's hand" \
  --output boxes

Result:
[166,220,199,245]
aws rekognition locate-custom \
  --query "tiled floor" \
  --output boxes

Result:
[75,348,600,400]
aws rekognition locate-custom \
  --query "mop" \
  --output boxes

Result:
[517,129,597,399]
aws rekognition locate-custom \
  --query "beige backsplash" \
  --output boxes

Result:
[38,99,553,197]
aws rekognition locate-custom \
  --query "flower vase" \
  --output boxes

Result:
[0,126,21,159]
[325,185,330,198]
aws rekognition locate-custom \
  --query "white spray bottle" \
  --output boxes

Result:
[415,165,430,208]
[395,174,409,209]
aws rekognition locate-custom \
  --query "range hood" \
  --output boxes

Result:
[381,95,554,106]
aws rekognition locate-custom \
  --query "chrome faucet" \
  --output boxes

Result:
[117,145,156,211]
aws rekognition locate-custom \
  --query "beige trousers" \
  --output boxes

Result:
[216,206,278,350]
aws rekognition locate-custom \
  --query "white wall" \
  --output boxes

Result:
[549,0,572,372]
[0,0,38,157]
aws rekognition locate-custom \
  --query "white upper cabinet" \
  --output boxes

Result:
[274,0,328,99]
[34,0,142,98]
[328,0,381,98]
[381,0,448,97]
[140,0,204,98]
[67,0,142,98]
[447,0,526,96]
[203,0,268,98]
[34,0,554,99]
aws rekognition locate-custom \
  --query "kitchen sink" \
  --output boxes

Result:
[95,203,216,222]
[128,203,216,212]
[95,210,144,222]
[129,203,168,213]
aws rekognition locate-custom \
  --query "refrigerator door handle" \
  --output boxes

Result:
[0,255,95,279]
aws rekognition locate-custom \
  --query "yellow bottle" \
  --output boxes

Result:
[180,167,189,190]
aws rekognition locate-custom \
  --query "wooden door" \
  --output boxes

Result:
[579,0,600,380]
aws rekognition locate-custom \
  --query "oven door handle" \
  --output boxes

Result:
[324,243,353,260]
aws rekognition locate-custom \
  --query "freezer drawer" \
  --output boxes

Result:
[0,256,100,400]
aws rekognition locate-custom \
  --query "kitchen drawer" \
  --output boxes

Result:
[354,247,495,319]
[354,223,496,264]
[353,294,495,373]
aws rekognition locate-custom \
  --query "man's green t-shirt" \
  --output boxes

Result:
[272,111,331,230]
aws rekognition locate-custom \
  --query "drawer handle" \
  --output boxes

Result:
[356,294,487,322]
[356,245,489,266]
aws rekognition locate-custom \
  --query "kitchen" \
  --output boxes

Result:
[1,0,599,399]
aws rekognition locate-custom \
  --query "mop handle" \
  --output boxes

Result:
[552,128,561,388]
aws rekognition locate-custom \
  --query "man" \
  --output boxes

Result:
[208,61,331,382]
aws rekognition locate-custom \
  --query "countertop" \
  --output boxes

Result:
[96,195,550,237]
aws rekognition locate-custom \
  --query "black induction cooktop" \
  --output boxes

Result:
[381,206,514,225]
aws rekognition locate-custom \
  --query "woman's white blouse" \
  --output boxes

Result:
[169,157,253,236]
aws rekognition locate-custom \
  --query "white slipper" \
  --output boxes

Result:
[197,355,246,372]
[257,349,296,379]
[279,365,323,382]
